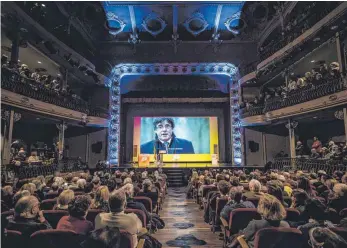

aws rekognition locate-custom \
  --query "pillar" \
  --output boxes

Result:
[261,132,267,164]
[62,69,68,92]
[344,108,347,144]
[1,110,21,165]
[56,121,67,161]
[336,32,345,74]
[10,33,20,64]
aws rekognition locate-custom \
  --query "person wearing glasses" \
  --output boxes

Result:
[140,117,195,154]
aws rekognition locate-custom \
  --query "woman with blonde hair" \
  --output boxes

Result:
[54,190,75,210]
[239,194,289,248]
[90,186,110,212]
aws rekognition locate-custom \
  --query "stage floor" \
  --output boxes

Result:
[133,162,224,168]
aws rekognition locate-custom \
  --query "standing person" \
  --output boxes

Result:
[312,136,322,154]
[140,118,195,154]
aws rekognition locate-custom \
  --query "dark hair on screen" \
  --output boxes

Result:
[153,117,175,130]
[68,195,91,218]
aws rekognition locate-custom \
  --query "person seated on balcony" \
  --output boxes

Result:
[1,55,9,68]
[275,150,288,158]
[318,61,329,80]
[288,74,298,92]
[31,69,41,83]
[295,141,305,156]
[18,147,26,160]
[328,62,340,80]
[28,151,41,163]
[312,136,322,154]
[19,64,31,78]
[52,77,61,92]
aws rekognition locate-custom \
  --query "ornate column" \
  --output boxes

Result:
[335,109,347,143]
[1,110,21,164]
[285,120,298,168]
[336,32,345,75]
[56,122,68,160]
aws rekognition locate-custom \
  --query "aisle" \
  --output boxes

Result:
[153,187,223,248]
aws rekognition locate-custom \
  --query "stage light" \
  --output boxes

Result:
[37,61,42,64]
[57,73,61,76]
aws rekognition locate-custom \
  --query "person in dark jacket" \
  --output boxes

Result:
[137,179,159,211]
[328,183,347,214]
[6,196,52,237]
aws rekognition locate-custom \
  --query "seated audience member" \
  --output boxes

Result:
[239,194,289,248]
[76,179,87,193]
[221,191,255,223]
[267,182,288,207]
[229,177,244,194]
[49,182,60,193]
[309,227,347,248]
[291,189,309,215]
[2,185,14,209]
[242,179,263,200]
[137,179,159,209]
[54,190,75,210]
[298,198,334,241]
[328,183,347,214]
[81,226,121,248]
[239,174,248,183]
[91,186,110,212]
[21,183,37,196]
[27,151,40,163]
[298,176,316,197]
[94,190,147,248]
[92,177,101,192]
[7,196,52,236]
[12,190,31,206]
[57,195,93,235]
[68,177,80,190]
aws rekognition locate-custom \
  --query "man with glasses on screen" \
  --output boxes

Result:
[140,117,195,155]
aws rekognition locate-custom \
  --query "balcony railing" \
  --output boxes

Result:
[240,105,265,118]
[1,68,108,117]
[273,157,347,175]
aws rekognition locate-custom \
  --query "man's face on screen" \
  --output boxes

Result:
[155,120,173,142]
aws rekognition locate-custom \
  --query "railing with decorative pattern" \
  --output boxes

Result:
[263,78,346,113]
[273,157,347,175]
[240,105,265,118]
[1,68,108,117]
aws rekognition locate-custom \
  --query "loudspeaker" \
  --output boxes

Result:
[213,144,218,154]
[248,141,259,152]
[133,145,138,155]
[91,141,102,153]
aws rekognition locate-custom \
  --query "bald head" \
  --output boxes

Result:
[15,195,40,218]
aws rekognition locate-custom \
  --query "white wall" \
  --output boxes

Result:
[245,128,290,165]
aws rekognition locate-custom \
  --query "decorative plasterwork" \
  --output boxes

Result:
[183,12,209,36]
[106,12,126,36]
[105,63,241,165]
[142,12,167,37]
[225,11,247,35]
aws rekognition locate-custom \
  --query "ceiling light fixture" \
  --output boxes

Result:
[18,60,20,62]
[41,4,46,7]
[38,61,42,64]
[311,60,315,63]
[57,73,61,76]
[313,116,318,119]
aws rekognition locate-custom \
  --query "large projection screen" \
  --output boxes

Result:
[133,116,218,162]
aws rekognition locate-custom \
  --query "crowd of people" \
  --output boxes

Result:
[240,61,342,113]
[186,168,347,248]
[1,169,167,248]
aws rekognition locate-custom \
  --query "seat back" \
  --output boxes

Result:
[285,208,300,222]
[215,197,228,224]
[330,227,347,242]
[86,209,103,224]
[125,209,146,227]
[202,186,217,198]
[340,208,347,218]
[120,230,134,248]
[2,210,14,220]
[246,197,260,207]
[229,208,261,234]
[134,196,152,213]
[254,227,303,248]
[45,192,59,199]
[2,230,23,248]
[42,210,68,229]
[40,199,56,210]
[30,229,82,248]
[283,196,292,207]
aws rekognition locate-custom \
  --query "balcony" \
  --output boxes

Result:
[1,68,109,121]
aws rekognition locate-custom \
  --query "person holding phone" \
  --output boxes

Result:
[6,195,52,237]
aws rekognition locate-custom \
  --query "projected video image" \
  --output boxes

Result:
[134,117,217,155]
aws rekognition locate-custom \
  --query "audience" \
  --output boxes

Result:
[54,189,75,210]
[90,186,110,212]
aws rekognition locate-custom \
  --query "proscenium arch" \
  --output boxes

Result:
[105,63,243,166]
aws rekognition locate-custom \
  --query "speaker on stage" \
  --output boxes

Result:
[213,144,218,154]
[248,141,259,152]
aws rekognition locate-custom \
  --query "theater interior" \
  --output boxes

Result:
[1,1,347,248]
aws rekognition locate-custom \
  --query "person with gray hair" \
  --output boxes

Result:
[243,179,263,200]
[6,196,52,237]
[137,179,159,211]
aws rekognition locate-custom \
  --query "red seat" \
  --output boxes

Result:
[40,199,56,210]
[330,227,347,242]
[1,210,14,220]
[42,210,68,229]
[285,208,300,222]
[222,208,261,247]
[30,229,83,248]
[2,230,23,248]
[125,208,147,227]
[86,209,103,224]
[120,230,134,248]
[134,196,152,213]
[212,197,228,233]
[253,227,303,248]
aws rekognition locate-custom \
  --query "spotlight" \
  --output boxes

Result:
[37,61,42,64]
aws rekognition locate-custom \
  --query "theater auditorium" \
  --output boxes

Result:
[1,1,347,248]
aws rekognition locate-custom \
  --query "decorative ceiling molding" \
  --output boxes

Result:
[105,12,126,36]
[225,11,247,35]
[183,12,209,37]
[142,12,167,37]
[128,6,140,45]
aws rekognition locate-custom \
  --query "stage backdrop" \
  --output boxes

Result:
[133,116,218,162]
